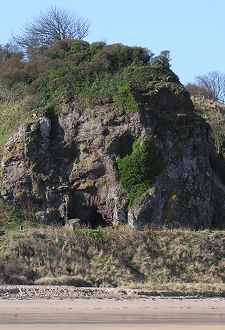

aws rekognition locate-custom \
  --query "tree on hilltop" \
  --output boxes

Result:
[12,6,90,59]
[195,71,225,102]
[151,50,171,67]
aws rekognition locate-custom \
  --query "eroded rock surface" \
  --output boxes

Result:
[0,81,224,229]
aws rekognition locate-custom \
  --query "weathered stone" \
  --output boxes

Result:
[0,86,224,229]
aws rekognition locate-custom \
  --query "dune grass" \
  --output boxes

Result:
[0,194,224,294]
[0,224,224,295]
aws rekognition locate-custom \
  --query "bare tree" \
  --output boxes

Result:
[195,71,225,102]
[12,7,90,59]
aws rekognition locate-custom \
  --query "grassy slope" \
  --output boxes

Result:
[0,198,38,233]
[0,224,225,293]
[0,84,30,158]
[192,96,225,155]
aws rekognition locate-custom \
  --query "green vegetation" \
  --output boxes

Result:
[0,198,44,236]
[0,198,26,232]
[0,40,177,117]
[99,178,106,188]
[1,38,225,292]
[0,225,225,291]
[0,84,31,157]
[74,228,104,242]
[192,97,225,186]
[193,97,225,156]
[0,40,179,161]
[114,85,138,113]
[117,137,163,206]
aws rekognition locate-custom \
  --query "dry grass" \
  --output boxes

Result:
[192,97,225,155]
[35,275,93,286]
[128,282,225,297]
[0,225,225,294]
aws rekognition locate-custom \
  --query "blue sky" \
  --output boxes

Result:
[0,0,224,85]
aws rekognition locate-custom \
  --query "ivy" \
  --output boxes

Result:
[114,85,138,113]
[117,137,163,206]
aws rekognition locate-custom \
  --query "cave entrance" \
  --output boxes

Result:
[68,191,111,228]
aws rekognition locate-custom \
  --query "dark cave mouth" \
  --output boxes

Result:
[68,192,111,228]
[83,206,108,228]
[68,206,109,228]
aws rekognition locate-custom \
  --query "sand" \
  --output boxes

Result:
[0,286,225,329]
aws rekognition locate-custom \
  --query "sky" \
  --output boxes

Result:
[0,0,224,85]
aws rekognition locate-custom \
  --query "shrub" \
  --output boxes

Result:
[90,44,151,74]
[0,53,26,87]
[90,41,106,50]
[117,137,163,206]
[0,40,178,115]
[45,39,90,59]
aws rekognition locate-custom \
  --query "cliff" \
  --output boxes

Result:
[0,40,225,229]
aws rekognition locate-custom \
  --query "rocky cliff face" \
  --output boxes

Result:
[0,71,224,229]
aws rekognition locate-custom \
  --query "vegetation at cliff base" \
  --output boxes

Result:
[0,225,225,294]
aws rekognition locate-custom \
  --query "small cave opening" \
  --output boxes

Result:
[68,191,111,228]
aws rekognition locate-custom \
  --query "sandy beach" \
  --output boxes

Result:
[0,286,225,329]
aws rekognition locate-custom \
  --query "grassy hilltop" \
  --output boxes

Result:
[0,40,179,158]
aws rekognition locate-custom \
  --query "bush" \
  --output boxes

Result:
[0,40,179,115]
[0,53,26,87]
[45,39,90,59]
[117,137,163,206]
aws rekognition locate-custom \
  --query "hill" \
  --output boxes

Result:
[0,39,225,230]
[0,40,225,288]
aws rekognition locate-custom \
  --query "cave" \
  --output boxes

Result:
[68,191,111,228]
